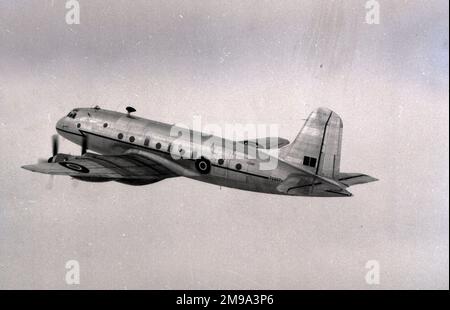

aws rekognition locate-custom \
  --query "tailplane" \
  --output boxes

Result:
[337,173,378,186]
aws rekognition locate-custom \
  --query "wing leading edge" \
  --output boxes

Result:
[21,152,180,182]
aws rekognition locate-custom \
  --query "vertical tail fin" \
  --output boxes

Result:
[280,107,343,179]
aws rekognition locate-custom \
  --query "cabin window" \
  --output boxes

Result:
[218,159,224,165]
[156,142,161,149]
[103,123,108,128]
[76,123,81,128]
[235,163,242,170]
[118,133,123,139]
[303,156,317,168]
[129,136,135,142]
[144,138,150,146]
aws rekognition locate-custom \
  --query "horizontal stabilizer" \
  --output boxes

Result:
[239,137,290,149]
[338,173,378,187]
[277,172,352,197]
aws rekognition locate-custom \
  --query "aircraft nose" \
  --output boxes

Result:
[55,117,66,131]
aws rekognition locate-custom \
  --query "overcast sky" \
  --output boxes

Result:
[0,0,448,289]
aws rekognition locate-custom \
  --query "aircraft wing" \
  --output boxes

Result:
[21,152,179,180]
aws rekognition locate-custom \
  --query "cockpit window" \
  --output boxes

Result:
[67,111,77,119]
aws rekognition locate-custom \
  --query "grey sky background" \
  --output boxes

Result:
[0,0,448,289]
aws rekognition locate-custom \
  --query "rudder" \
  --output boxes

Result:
[280,107,343,179]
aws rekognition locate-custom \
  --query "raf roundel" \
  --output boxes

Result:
[59,162,90,173]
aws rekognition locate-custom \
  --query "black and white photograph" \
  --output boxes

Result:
[0,0,448,298]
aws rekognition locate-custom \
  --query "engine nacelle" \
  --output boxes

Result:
[115,179,163,186]
[72,176,114,183]
[48,153,73,163]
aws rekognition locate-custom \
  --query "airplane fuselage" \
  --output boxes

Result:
[56,107,298,194]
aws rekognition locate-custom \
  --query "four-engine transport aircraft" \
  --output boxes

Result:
[22,106,377,197]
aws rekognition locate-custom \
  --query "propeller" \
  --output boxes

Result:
[42,135,59,189]
[46,175,55,190]
[74,135,88,188]
[46,134,59,163]
[52,134,58,157]
[81,135,88,155]
[40,134,85,190]
[72,178,79,188]
[72,135,87,188]
[37,135,59,164]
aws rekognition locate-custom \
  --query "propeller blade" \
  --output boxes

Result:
[72,178,79,188]
[52,134,59,156]
[81,135,88,155]
[46,175,54,190]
